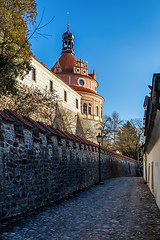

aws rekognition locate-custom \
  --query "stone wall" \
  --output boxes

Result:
[0,110,138,220]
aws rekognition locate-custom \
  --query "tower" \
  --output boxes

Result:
[51,24,104,141]
[61,23,75,55]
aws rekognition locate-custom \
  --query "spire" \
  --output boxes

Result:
[67,12,69,31]
[67,22,69,31]
[61,17,75,55]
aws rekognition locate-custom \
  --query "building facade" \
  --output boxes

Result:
[143,74,160,209]
[18,24,104,142]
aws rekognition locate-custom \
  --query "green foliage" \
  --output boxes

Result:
[116,119,143,160]
[103,112,143,160]
[0,0,37,94]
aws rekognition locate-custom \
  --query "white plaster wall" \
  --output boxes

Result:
[146,137,160,209]
[18,57,81,114]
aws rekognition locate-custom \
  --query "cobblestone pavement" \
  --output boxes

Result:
[0,177,160,240]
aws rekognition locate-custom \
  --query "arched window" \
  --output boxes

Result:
[101,107,103,118]
[83,103,87,114]
[96,106,99,116]
[68,41,71,48]
[88,103,91,115]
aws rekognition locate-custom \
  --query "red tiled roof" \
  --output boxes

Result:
[76,135,91,145]
[71,134,86,144]
[57,129,73,140]
[103,147,137,162]
[15,132,24,138]
[37,122,58,136]
[0,110,15,123]
[51,53,77,73]
[23,116,47,133]
[65,132,80,142]
[48,126,66,138]
[31,55,81,97]
[70,86,97,94]
[72,86,105,102]
[33,135,41,141]
[85,139,98,147]
[4,110,33,128]
[1,108,136,162]
[51,54,99,86]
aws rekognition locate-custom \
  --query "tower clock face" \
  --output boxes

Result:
[79,79,84,86]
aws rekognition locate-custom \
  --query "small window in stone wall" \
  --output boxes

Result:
[32,67,36,81]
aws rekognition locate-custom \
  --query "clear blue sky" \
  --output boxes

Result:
[30,0,160,122]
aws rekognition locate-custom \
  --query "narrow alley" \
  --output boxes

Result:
[0,177,160,240]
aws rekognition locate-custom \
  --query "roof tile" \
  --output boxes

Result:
[0,110,15,123]
[4,110,33,128]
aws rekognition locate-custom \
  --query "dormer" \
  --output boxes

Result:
[73,57,88,75]
[53,60,62,73]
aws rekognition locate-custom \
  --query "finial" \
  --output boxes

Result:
[93,67,95,74]
[67,12,69,31]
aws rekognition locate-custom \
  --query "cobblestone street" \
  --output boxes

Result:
[0,177,160,240]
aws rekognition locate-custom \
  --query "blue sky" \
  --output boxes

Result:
[30,0,160,121]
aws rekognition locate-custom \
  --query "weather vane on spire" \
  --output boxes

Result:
[67,12,69,31]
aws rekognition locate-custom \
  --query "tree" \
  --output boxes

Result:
[53,103,77,133]
[116,119,143,160]
[0,82,60,125]
[102,111,123,149]
[0,0,37,94]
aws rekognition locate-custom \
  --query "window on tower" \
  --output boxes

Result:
[79,79,84,86]
[88,103,91,115]
[96,106,99,116]
[83,103,87,114]
[68,41,71,48]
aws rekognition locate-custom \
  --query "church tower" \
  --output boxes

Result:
[51,24,104,141]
